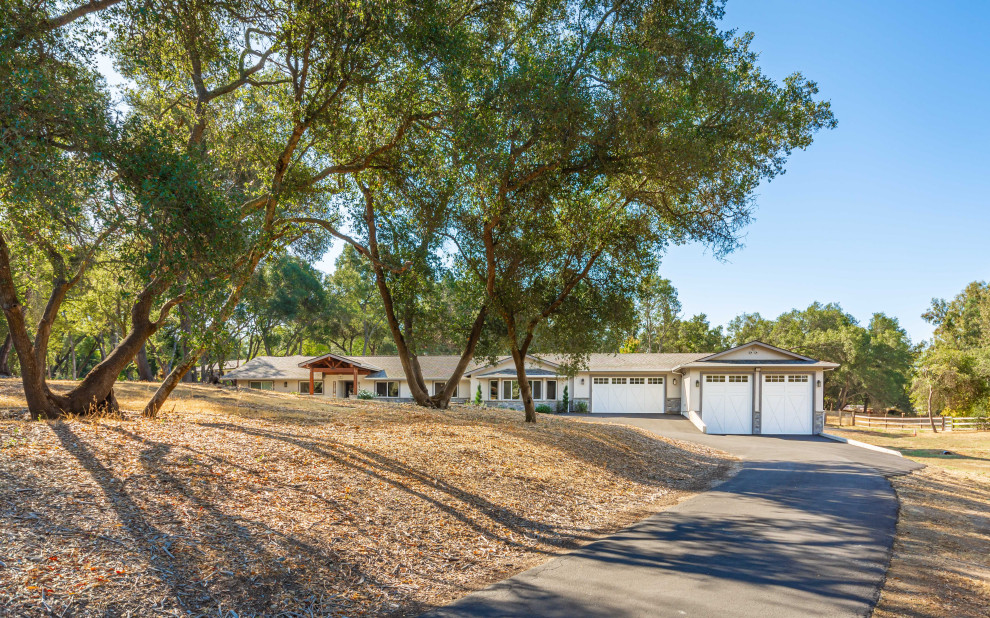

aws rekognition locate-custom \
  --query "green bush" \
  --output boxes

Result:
[535,404,554,415]
[575,401,588,413]
[475,384,483,405]
[357,389,376,400]
[562,385,569,412]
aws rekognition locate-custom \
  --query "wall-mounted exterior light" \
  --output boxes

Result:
[580,378,585,385]
[817,379,822,387]
[672,378,677,385]
[695,380,700,388]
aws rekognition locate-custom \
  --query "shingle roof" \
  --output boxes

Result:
[224,349,831,383]
[347,355,487,380]
[221,356,314,381]
[477,367,559,377]
[540,352,711,371]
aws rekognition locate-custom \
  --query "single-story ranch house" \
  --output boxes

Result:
[221,341,837,435]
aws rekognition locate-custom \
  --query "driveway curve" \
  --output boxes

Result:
[426,415,921,618]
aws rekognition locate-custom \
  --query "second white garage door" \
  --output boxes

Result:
[592,377,665,414]
[761,374,813,434]
[703,374,753,434]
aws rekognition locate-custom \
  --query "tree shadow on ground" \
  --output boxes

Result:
[198,420,601,550]
[0,422,388,616]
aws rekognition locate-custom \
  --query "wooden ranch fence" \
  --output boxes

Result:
[826,412,990,432]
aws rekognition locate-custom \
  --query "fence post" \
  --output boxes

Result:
[942,416,946,431]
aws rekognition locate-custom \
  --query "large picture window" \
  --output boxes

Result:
[299,380,324,394]
[375,381,399,397]
[248,381,273,391]
[546,380,557,400]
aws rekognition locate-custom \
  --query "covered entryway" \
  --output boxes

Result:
[298,353,379,397]
[761,374,813,434]
[592,376,665,414]
[702,374,752,434]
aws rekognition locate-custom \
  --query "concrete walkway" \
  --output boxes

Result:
[426,415,921,618]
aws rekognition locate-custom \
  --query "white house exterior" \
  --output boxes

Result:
[220,341,838,435]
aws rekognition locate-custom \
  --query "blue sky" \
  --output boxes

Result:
[316,2,990,343]
[654,0,990,343]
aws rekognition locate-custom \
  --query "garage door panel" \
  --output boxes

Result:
[703,375,752,434]
[593,377,664,414]
[761,374,813,434]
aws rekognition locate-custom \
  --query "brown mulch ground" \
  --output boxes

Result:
[0,380,734,617]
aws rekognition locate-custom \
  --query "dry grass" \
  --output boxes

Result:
[828,426,990,477]
[826,427,990,617]
[0,379,733,617]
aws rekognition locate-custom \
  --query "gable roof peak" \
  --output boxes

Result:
[695,341,817,363]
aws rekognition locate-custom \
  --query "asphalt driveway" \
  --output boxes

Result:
[426,415,922,618]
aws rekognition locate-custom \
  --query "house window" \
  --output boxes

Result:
[434,382,445,396]
[629,377,645,385]
[648,377,663,384]
[249,381,274,390]
[490,380,499,400]
[612,377,627,385]
[546,380,557,400]
[729,376,748,383]
[593,377,608,384]
[376,381,399,397]
[299,380,324,394]
[530,380,542,400]
[706,375,725,383]
[332,381,337,395]
[503,380,520,400]
[788,375,809,383]
[765,375,785,383]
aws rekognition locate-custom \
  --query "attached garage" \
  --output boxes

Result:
[761,374,814,434]
[592,376,665,414]
[702,374,753,434]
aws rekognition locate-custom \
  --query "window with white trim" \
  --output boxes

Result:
[300,380,325,394]
[593,377,609,384]
[489,380,499,400]
[766,375,785,382]
[546,380,557,400]
[729,375,748,383]
[648,377,664,384]
[788,375,809,383]
[503,380,520,400]
[612,377,627,384]
[629,377,645,385]
[375,381,399,397]
[706,375,725,383]
[529,380,543,400]
[249,381,274,390]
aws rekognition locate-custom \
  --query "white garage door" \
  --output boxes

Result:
[703,375,753,434]
[761,374,813,434]
[592,376,665,414]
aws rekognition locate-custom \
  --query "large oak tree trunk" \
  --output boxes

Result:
[509,346,537,423]
[0,230,176,417]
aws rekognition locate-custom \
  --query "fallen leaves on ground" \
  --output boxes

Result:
[0,380,733,616]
